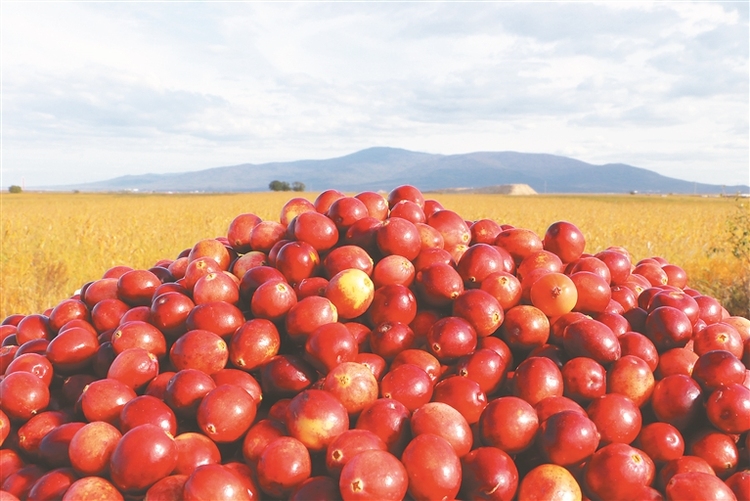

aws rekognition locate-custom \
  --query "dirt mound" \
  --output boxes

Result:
[431,184,538,195]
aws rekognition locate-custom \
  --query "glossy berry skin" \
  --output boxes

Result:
[355,398,411,456]
[376,217,422,261]
[109,424,178,494]
[339,449,408,501]
[452,289,504,337]
[543,221,586,264]
[456,348,508,395]
[410,401,473,458]
[183,463,255,501]
[530,272,578,318]
[229,318,281,372]
[583,443,655,501]
[426,316,477,363]
[644,306,693,351]
[379,364,433,412]
[537,410,599,466]
[401,433,462,501]
[172,432,222,476]
[478,396,539,455]
[197,384,257,443]
[256,436,312,498]
[562,318,621,365]
[0,371,50,421]
[416,263,465,309]
[322,361,380,417]
[586,393,642,446]
[705,383,750,434]
[285,389,349,453]
[288,476,339,501]
[517,463,582,501]
[325,429,387,478]
[665,471,738,501]
[460,446,519,501]
[68,421,122,476]
[651,374,704,432]
[635,422,685,465]
[513,356,564,407]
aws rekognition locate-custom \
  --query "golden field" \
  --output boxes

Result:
[1,191,748,320]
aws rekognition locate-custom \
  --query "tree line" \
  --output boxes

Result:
[269,180,305,192]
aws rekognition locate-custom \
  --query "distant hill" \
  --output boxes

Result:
[44,147,749,195]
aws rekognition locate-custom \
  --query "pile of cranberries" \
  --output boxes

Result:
[1,185,748,501]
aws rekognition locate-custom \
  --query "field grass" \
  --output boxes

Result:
[1,191,748,320]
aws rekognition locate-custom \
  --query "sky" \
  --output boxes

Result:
[1,1,748,189]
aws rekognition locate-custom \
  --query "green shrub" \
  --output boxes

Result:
[269,180,291,191]
[703,198,750,317]
[270,180,305,192]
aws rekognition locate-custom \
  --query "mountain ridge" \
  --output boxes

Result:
[38,147,749,195]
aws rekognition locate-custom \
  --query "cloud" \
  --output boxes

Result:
[5,69,230,139]
[1,1,747,188]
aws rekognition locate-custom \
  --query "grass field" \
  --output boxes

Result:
[1,191,748,320]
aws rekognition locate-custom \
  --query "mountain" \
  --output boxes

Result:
[46,147,749,195]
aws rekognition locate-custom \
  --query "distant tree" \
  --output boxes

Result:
[270,180,295,191]
[292,181,306,192]
[8,185,22,194]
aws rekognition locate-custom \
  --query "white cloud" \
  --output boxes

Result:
[1,1,747,188]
